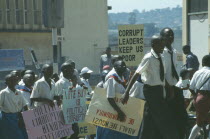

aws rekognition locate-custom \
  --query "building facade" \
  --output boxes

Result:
[182,0,209,66]
[0,0,109,74]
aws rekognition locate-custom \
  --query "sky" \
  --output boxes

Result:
[108,0,182,13]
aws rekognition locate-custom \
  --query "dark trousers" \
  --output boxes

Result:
[166,87,188,139]
[139,85,180,139]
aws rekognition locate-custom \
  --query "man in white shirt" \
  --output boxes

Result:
[19,74,35,109]
[0,74,28,139]
[161,28,188,139]
[54,62,80,139]
[99,47,114,74]
[188,55,210,139]
[30,64,55,107]
[54,63,74,105]
[123,36,179,139]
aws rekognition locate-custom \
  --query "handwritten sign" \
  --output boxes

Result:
[118,24,144,66]
[22,104,74,139]
[85,88,145,136]
[63,87,87,124]
[78,122,96,136]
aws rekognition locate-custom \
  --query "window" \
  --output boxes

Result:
[188,0,208,13]
[15,0,21,24]
[33,0,42,25]
[24,0,28,24]
[0,9,2,24]
[6,0,11,24]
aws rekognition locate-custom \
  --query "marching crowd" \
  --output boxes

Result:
[0,27,210,139]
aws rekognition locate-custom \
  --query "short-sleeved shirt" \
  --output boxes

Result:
[55,77,72,96]
[162,48,178,86]
[190,66,210,91]
[30,77,55,107]
[135,49,165,86]
[104,68,125,98]
[186,52,200,71]
[129,81,145,99]
[0,87,27,113]
[100,54,113,73]
[19,86,32,108]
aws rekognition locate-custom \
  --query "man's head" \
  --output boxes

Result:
[5,74,19,88]
[106,47,111,57]
[113,60,126,75]
[24,70,35,80]
[23,74,35,88]
[182,45,191,55]
[42,64,53,79]
[151,35,164,54]
[10,70,21,81]
[112,55,123,65]
[80,67,93,80]
[202,55,210,67]
[51,73,59,82]
[61,63,74,79]
[160,27,174,47]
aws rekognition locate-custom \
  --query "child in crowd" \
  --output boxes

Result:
[0,74,28,139]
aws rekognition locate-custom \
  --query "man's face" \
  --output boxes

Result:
[6,75,19,87]
[43,66,53,79]
[183,48,190,55]
[24,76,35,87]
[153,41,164,54]
[115,61,127,74]
[64,67,74,79]
[161,29,174,46]
[106,48,111,56]
[83,73,91,80]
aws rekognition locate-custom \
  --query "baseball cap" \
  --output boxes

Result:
[80,67,93,75]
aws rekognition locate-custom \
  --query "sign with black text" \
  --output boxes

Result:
[118,25,144,66]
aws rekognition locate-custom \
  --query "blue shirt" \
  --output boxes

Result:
[186,52,199,71]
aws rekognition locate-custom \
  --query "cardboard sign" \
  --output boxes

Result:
[22,104,74,139]
[118,24,144,67]
[85,88,145,136]
[78,122,96,136]
[62,87,87,124]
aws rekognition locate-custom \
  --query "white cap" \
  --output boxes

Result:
[80,67,93,75]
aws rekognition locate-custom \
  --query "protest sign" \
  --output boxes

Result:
[0,49,25,71]
[118,24,144,66]
[78,122,96,136]
[85,88,145,136]
[22,104,74,139]
[63,87,87,124]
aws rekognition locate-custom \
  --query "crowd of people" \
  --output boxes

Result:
[0,27,209,139]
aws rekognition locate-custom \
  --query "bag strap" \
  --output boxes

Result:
[199,77,210,90]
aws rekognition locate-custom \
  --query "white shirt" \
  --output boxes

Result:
[30,77,56,107]
[0,87,27,113]
[162,48,178,86]
[129,81,145,99]
[55,77,72,96]
[100,54,114,73]
[19,86,32,109]
[135,49,165,86]
[81,78,92,94]
[176,79,191,99]
[190,66,210,91]
[104,68,125,98]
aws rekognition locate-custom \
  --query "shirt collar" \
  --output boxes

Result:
[6,87,17,94]
[202,66,210,70]
[61,77,70,82]
[164,47,174,53]
[151,49,160,58]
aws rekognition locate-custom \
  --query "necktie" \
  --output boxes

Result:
[169,51,179,81]
[157,56,164,82]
